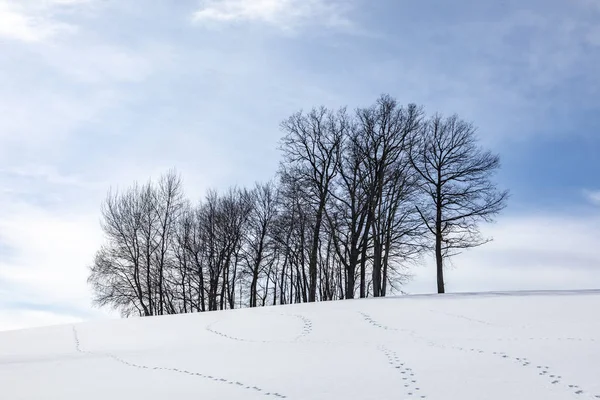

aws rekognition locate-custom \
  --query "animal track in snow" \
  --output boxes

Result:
[205,312,313,344]
[427,309,497,326]
[358,312,600,399]
[72,327,287,398]
[282,313,313,341]
[378,345,427,399]
[445,344,597,398]
[466,336,597,343]
[205,321,273,344]
[359,312,399,332]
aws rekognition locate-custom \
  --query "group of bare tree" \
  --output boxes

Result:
[88,95,508,317]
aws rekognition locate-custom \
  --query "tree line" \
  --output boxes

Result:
[88,95,508,316]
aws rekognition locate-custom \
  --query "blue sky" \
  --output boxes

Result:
[1,0,599,331]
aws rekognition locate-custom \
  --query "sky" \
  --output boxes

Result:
[0,0,599,331]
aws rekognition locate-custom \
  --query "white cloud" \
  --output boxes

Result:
[48,0,92,4]
[0,194,116,332]
[0,202,102,305]
[38,43,166,84]
[0,32,171,161]
[192,0,354,31]
[0,165,100,189]
[0,0,82,42]
[584,190,600,206]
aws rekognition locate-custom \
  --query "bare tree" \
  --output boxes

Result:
[326,123,370,299]
[273,170,313,304]
[409,114,509,293]
[243,182,278,307]
[152,170,185,315]
[89,171,185,317]
[279,107,347,302]
[356,96,423,297]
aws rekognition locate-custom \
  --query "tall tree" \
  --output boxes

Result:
[409,114,508,293]
[326,123,370,299]
[274,170,313,304]
[356,96,423,297]
[152,170,185,315]
[279,107,347,302]
[244,182,278,307]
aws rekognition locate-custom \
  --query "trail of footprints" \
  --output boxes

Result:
[288,313,313,341]
[494,337,596,343]
[360,312,600,399]
[360,312,399,332]
[428,310,496,326]
[72,327,287,399]
[206,322,273,344]
[445,343,599,397]
[379,345,427,399]
[460,336,597,344]
[206,313,313,344]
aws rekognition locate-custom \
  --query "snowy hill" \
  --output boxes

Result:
[1,290,599,399]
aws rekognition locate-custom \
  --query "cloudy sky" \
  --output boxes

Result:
[1,0,599,331]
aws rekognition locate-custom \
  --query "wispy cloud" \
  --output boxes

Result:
[0,0,88,42]
[584,190,600,206]
[192,0,354,31]
[0,201,106,317]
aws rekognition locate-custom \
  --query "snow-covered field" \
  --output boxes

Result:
[1,290,599,399]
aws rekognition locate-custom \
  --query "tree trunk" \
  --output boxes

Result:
[250,269,259,307]
[197,256,205,311]
[345,232,359,299]
[435,183,445,294]
[359,246,367,298]
[372,237,382,297]
[308,201,325,302]
[250,234,265,308]
[359,212,373,298]
[435,231,444,294]
[381,244,389,296]
[345,259,356,299]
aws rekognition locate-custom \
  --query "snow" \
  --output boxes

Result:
[1,290,599,399]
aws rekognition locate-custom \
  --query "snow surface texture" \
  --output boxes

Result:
[1,290,599,399]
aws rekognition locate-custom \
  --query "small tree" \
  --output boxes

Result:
[410,114,508,294]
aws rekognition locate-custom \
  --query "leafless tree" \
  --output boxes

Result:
[354,96,424,297]
[196,188,253,310]
[243,182,278,307]
[273,169,313,304]
[152,170,185,314]
[89,171,185,317]
[177,204,208,311]
[279,107,347,302]
[326,123,370,299]
[409,114,509,293]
